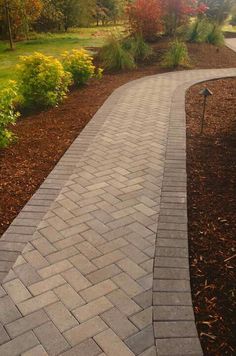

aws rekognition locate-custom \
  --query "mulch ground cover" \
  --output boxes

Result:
[0,39,236,240]
[186,78,236,356]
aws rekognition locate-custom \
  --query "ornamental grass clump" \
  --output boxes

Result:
[162,39,190,68]
[17,52,72,109]
[99,35,136,71]
[62,49,103,87]
[121,35,153,62]
[0,81,20,148]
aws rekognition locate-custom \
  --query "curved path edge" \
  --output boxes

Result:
[0,68,235,356]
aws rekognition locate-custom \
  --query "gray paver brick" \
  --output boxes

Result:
[6,309,49,338]
[107,289,141,316]
[0,331,39,356]
[34,321,70,355]
[21,345,48,356]
[125,324,154,355]
[61,338,102,356]
[101,307,138,340]
[154,321,198,338]
[87,264,121,284]
[155,338,203,355]
[0,296,21,324]
[94,328,135,356]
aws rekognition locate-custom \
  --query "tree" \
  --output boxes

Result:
[200,0,234,24]
[0,0,43,39]
[161,0,207,36]
[4,0,14,49]
[127,0,163,41]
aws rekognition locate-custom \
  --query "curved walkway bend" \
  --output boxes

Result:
[0,67,235,356]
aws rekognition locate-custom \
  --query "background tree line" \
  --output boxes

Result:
[0,0,235,41]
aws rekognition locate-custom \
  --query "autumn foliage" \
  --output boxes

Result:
[160,0,208,36]
[127,0,163,41]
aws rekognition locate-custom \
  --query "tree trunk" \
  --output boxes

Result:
[5,0,14,50]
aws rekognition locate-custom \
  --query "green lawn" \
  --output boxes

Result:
[0,25,124,89]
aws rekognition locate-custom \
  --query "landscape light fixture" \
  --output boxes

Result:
[199,87,213,135]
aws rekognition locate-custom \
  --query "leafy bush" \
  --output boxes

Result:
[127,0,163,41]
[17,52,72,109]
[99,35,136,71]
[122,35,153,62]
[0,82,20,149]
[162,40,190,68]
[62,49,102,86]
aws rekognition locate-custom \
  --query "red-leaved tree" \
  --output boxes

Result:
[127,0,163,41]
[161,0,207,36]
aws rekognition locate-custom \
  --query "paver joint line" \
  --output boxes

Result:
[0,62,235,355]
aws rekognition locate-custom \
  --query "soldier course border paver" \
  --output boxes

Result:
[0,66,235,355]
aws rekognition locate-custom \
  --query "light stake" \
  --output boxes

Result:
[199,87,213,135]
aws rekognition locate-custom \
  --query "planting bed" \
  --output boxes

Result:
[0,41,236,239]
[186,78,236,356]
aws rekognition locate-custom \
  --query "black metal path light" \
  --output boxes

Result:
[199,87,213,135]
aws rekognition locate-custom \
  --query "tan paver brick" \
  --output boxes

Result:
[63,316,107,346]
[17,291,58,315]
[80,279,118,302]
[62,268,91,292]
[94,328,135,356]
[3,278,32,304]
[73,296,113,322]
[45,301,78,332]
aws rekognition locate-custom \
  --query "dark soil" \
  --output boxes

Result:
[0,40,236,238]
[186,78,236,356]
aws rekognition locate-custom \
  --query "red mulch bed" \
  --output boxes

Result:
[186,78,236,356]
[0,40,236,238]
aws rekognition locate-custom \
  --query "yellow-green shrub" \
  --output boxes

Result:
[0,81,20,149]
[17,52,72,109]
[62,49,102,86]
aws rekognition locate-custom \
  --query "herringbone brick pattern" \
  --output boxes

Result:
[0,68,235,355]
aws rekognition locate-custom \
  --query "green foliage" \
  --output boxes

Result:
[0,81,20,148]
[207,25,225,46]
[186,19,212,43]
[162,40,190,68]
[62,49,100,86]
[230,14,236,26]
[122,35,153,61]
[99,35,136,71]
[17,52,72,109]
[186,19,224,46]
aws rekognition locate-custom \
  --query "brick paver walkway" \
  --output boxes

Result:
[0,68,235,356]
[226,38,236,52]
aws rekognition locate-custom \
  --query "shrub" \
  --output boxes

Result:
[99,35,136,71]
[127,0,163,41]
[162,40,190,68]
[122,35,153,62]
[17,52,72,109]
[0,82,20,149]
[62,49,102,86]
